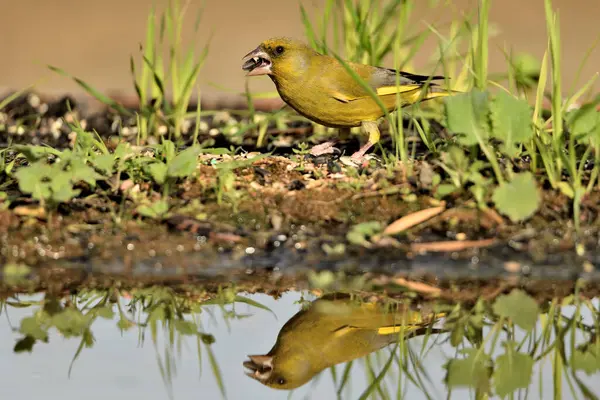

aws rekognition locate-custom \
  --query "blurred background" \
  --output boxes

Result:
[0,0,598,102]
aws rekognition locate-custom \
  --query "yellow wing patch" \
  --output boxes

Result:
[331,85,421,103]
[331,91,355,103]
[375,85,421,97]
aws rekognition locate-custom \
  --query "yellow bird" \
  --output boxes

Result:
[242,37,455,162]
[243,293,446,390]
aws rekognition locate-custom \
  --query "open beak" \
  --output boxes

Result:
[243,354,273,382]
[242,47,272,76]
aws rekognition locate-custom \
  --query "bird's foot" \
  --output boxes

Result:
[348,141,374,166]
[309,141,340,156]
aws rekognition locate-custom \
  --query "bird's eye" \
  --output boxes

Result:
[277,378,286,385]
[275,46,284,55]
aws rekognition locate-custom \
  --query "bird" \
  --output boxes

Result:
[243,293,446,390]
[242,37,456,163]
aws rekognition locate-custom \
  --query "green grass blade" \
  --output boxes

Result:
[48,65,132,116]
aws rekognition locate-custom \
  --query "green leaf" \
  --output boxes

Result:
[69,159,103,187]
[15,161,52,200]
[445,349,491,392]
[566,99,600,137]
[435,184,458,198]
[493,341,534,397]
[492,289,539,331]
[148,161,168,184]
[167,145,201,178]
[490,91,534,156]
[13,145,62,162]
[492,172,540,222]
[160,140,176,163]
[445,90,490,146]
[92,153,115,175]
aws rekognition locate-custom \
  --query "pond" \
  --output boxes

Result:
[0,280,598,399]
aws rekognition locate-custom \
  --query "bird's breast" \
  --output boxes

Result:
[271,75,384,128]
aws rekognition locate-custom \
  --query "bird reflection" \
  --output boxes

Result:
[243,293,446,390]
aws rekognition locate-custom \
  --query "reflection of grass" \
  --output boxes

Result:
[3,285,600,398]
[6,285,273,400]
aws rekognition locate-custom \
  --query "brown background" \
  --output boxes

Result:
[0,0,598,101]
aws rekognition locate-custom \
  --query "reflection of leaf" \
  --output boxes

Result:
[492,172,540,222]
[492,289,539,331]
[19,316,48,341]
[3,263,31,281]
[51,308,92,337]
[205,341,226,398]
[493,341,534,397]
[136,199,169,219]
[117,316,134,331]
[174,320,197,335]
[445,348,491,392]
[96,306,115,319]
[233,295,276,318]
[14,336,37,353]
[346,221,382,246]
[571,342,600,375]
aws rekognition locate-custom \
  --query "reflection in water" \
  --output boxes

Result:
[243,293,445,390]
[1,286,600,399]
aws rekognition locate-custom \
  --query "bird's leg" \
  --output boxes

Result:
[308,127,349,156]
[338,127,351,142]
[350,121,380,163]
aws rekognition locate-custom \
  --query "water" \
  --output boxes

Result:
[0,288,598,399]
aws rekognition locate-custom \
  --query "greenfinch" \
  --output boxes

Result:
[243,293,445,390]
[242,37,454,162]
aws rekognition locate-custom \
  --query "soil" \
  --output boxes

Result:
[1,91,600,284]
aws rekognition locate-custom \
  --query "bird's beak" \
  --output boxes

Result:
[242,47,272,76]
[243,354,273,382]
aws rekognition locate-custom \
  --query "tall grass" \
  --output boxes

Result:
[50,0,209,141]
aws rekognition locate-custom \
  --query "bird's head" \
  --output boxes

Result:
[242,37,316,78]
[243,351,316,390]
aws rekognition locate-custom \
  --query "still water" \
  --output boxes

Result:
[0,289,598,399]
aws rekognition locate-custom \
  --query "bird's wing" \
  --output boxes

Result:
[327,65,447,103]
[370,68,446,96]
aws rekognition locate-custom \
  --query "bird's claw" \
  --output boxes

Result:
[309,141,340,156]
